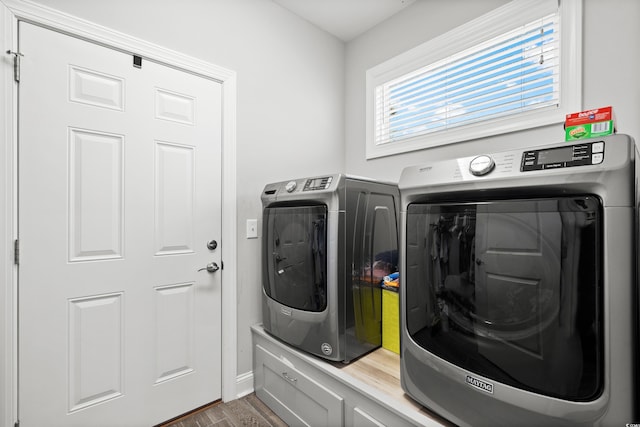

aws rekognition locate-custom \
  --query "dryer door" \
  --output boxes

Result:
[263,205,328,312]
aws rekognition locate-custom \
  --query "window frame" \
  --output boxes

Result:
[365,0,582,159]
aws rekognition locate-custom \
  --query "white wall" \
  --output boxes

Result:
[0,3,16,424]
[345,0,640,182]
[20,0,345,385]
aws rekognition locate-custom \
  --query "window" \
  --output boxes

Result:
[366,0,582,159]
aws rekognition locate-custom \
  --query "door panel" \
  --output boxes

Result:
[474,203,566,391]
[68,128,124,261]
[154,141,195,255]
[68,292,124,412]
[18,22,222,426]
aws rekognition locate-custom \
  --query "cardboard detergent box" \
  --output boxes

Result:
[565,106,615,141]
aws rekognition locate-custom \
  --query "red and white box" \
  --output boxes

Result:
[565,106,613,127]
[565,106,615,141]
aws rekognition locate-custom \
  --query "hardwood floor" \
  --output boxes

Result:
[160,393,287,427]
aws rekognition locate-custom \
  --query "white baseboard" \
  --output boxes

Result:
[235,371,254,399]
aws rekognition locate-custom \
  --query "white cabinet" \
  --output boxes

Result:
[344,400,420,427]
[352,407,386,427]
[252,325,448,427]
[254,344,344,426]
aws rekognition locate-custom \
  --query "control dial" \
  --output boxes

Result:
[285,181,297,193]
[469,155,495,176]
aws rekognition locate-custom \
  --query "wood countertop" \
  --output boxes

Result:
[339,347,454,426]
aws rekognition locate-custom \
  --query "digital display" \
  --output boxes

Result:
[537,147,573,165]
[303,176,332,191]
[521,142,602,172]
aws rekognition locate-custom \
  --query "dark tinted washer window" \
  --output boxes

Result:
[405,196,602,400]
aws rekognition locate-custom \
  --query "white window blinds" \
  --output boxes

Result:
[365,0,581,159]
[375,13,559,146]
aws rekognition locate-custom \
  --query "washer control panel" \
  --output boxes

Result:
[521,141,604,172]
[303,176,333,191]
[401,136,628,190]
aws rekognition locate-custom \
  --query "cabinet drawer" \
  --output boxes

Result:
[353,407,386,427]
[349,404,417,427]
[254,344,344,426]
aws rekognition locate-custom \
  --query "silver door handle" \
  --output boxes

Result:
[198,262,220,273]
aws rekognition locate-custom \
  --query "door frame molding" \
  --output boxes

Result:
[0,1,238,425]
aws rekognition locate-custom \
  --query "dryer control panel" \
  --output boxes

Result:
[521,141,604,172]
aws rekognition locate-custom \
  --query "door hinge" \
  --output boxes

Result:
[14,239,19,265]
[6,50,23,83]
[14,420,20,427]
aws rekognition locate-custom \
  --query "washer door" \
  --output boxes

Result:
[263,205,328,312]
[404,196,602,400]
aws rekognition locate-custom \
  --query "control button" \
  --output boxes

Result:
[469,155,495,176]
[285,181,297,192]
[544,162,564,169]
[592,142,604,153]
[592,153,604,164]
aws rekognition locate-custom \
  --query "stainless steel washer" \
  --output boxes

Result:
[261,174,399,362]
[399,134,638,426]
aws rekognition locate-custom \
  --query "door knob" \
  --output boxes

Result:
[198,262,220,273]
[207,240,218,250]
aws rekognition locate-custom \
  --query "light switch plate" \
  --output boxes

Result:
[246,219,258,239]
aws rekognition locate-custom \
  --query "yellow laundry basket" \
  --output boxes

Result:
[382,288,400,354]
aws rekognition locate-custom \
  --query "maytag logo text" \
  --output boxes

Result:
[466,375,494,394]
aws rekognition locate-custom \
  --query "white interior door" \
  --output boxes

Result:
[18,21,222,427]
[473,202,569,391]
